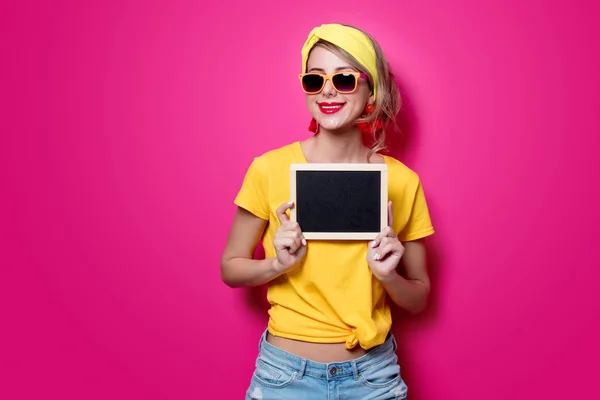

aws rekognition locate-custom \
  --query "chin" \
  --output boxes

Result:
[313,107,361,132]
[315,122,340,132]
[317,119,353,133]
[314,114,345,129]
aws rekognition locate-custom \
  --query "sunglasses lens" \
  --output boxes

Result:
[302,74,325,93]
[332,73,357,92]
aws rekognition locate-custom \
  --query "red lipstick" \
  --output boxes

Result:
[318,102,346,114]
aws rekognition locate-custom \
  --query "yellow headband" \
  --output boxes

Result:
[301,23,378,100]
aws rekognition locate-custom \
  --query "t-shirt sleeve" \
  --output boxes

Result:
[233,157,270,220]
[398,178,435,242]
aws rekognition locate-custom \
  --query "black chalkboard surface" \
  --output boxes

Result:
[290,163,388,240]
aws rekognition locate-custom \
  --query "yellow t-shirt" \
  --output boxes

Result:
[234,141,435,350]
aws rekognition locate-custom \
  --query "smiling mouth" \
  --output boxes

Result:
[318,102,346,114]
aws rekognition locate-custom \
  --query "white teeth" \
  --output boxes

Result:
[322,105,343,109]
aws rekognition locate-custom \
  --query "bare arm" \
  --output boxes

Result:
[368,201,431,314]
[220,207,280,288]
[220,203,307,288]
[379,239,431,314]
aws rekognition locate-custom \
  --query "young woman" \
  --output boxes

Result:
[221,23,435,400]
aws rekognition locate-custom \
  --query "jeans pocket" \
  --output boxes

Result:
[358,359,401,389]
[252,356,298,389]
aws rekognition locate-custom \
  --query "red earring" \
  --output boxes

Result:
[357,104,382,135]
[309,117,319,134]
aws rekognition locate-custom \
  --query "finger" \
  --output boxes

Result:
[274,237,297,251]
[278,230,301,239]
[291,230,307,247]
[370,226,395,248]
[277,226,307,248]
[373,242,396,261]
[276,201,294,224]
[379,237,393,246]
[278,222,296,233]
[370,230,386,248]
[278,230,304,249]
[387,201,394,228]
[287,236,303,254]
[375,239,405,261]
[292,224,307,246]
[284,222,307,246]
[373,236,392,251]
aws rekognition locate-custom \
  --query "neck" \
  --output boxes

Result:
[304,127,369,163]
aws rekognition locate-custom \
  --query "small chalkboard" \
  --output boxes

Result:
[290,163,388,240]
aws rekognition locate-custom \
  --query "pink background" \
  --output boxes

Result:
[2,0,599,399]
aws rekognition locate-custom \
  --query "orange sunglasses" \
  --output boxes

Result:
[298,71,369,94]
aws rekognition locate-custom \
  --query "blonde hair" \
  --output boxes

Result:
[311,25,401,159]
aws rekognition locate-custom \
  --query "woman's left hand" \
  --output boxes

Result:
[367,201,405,282]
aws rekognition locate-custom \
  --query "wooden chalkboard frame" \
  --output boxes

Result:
[289,163,388,240]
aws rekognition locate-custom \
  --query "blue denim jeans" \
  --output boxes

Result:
[245,329,408,400]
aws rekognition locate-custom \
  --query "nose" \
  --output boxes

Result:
[321,77,337,97]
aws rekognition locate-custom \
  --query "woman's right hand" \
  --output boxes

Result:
[273,201,307,272]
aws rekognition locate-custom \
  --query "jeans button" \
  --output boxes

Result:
[330,367,337,375]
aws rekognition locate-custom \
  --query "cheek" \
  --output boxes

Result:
[345,96,369,118]
[306,96,320,113]
[305,95,312,109]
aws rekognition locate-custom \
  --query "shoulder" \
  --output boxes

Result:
[382,154,421,187]
[251,142,300,171]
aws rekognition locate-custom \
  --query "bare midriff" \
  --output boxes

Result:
[266,332,370,363]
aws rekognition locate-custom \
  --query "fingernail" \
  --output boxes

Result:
[288,201,294,205]
[302,239,307,246]
[374,253,379,260]
[370,240,376,248]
